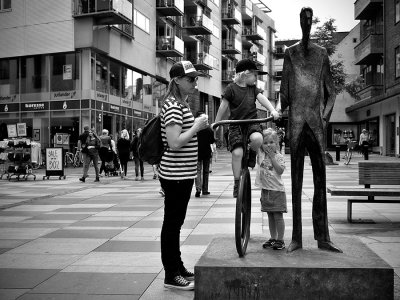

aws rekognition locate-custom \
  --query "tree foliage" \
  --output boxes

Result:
[344,76,363,100]
[312,18,347,94]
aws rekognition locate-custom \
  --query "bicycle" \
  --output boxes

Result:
[64,148,82,168]
[343,139,357,165]
[73,147,83,167]
[213,116,273,257]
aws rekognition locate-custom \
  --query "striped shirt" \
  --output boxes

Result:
[158,97,198,180]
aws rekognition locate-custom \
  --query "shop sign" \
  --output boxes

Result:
[50,100,80,110]
[21,102,49,111]
[110,104,120,113]
[144,105,153,111]
[96,92,108,102]
[121,98,132,107]
[63,65,72,80]
[0,103,19,113]
[0,94,18,102]
[51,90,78,100]
[133,110,142,117]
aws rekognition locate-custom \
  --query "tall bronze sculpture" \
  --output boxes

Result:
[278,7,342,253]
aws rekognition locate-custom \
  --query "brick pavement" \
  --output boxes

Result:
[0,151,399,299]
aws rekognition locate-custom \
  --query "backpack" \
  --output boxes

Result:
[138,114,164,165]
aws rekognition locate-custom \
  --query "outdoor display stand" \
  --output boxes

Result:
[43,148,66,180]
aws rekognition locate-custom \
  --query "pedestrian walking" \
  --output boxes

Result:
[359,129,370,156]
[79,129,100,182]
[195,111,215,197]
[117,129,131,178]
[78,125,90,180]
[256,128,287,251]
[98,129,112,176]
[131,128,144,181]
[159,61,209,290]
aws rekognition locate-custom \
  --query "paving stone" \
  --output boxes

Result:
[0,269,59,288]
[94,241,160,252]
[42,229,124,239]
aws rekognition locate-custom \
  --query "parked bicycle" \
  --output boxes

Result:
[343,139,357,165]
[64,147,82,167]
[213,116,273,257]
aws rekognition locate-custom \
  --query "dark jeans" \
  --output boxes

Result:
[120,159,128,176]
[195,158,210,193]
[82,150,99,178]
[99,147,109,174]
[160,178,194,279]
[134,157,144,177]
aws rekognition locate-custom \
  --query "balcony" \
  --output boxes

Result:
[357,84,383,100]
[221,6,241,25]
[195,0,211,10]
[242,25,266,41]
[111,24,133,38]
[241,0,253,20]
[254,52,266,65]
[156,0,184,16]
[354,0,383,20]
[222,39,241,55]
[156,36,184,57]
[183,15,213,35]
[186,52,213,71]
[222,70,235,83]
[354,34,383,65]
[73,0,132,25]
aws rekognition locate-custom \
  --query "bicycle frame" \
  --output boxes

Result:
[212,117,273,256]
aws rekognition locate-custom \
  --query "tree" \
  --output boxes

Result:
[312,18,347,95]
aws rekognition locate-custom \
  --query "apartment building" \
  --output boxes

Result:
[346,0,400,157]
[0,0,276,151]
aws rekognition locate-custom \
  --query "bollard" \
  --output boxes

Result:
[364,144,369,160]
[336,146,340,161]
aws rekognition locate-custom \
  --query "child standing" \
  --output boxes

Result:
[255,128,287,250]
[213,59,280,197]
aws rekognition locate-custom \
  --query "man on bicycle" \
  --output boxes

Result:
[213,59,280,197]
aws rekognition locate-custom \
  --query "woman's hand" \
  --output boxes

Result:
[193,114,209,132]
[272,110,281,120]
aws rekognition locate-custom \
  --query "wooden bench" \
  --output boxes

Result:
[327,161,400,223]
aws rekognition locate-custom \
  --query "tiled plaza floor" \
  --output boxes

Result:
[0,151,399,299]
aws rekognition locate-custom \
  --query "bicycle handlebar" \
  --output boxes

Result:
[212,116,274,130]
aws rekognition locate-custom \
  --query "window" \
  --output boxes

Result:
[396,0,400,23]
[51,53,79,92]
[353,38,357,43]
[134,9,150,33]
[396,46,400,78]
[1,0,11,11]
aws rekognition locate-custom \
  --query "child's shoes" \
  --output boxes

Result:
[262,239,276,248]
[272,240,285,250]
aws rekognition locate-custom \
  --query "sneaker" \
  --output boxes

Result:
[153,174,157,179]
[262,239,276,249]
[233,180,239,198]
[94,177,100,182]
[248,149,257,168]
[195,191,201,198]
[273,240,285,250]
[135,176,139,181]
[180,267,195,281]
[79,177,85,182]
[164,275,194,290]
[202,191,210,195]
[141,177,144,181]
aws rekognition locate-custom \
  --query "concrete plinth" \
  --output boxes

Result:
[195,236,393,300]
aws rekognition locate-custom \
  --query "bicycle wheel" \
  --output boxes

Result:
[344,149,352,165]
[235,168,251,257]
[73,154,80,167]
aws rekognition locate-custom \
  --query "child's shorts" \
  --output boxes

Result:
[260,189,287,213]
[228,124,262,152]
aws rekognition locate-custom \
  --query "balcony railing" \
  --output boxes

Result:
[354,0,383,20]
[242,25,266,41]
[73,0,132,25]
[354,34,383,65]
[222,70,235,82]
[222,39,241,54]
[111,23,133,37]
[221,6,241,25]
[156,0,184,16]
[186,52,213,70]
[156,36,184,57]
[184,15,213,35]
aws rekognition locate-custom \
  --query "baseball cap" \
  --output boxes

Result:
[235,58,268,75]
[169,61,204,79]
[83,125,90,131]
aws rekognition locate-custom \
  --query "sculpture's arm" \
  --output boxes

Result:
[279,49,292,114]
[322,53,336,125]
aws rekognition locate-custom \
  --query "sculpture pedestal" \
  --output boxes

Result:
[195,236,393,300]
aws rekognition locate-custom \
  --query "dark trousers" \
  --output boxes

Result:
[134,157,144,177]
[160,178,194,278]
[99,147,108,174]
[195,158,210,193]
[290,123,330,243]
[120,159,128,176]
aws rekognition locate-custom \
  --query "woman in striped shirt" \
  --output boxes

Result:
[159,61,209,291]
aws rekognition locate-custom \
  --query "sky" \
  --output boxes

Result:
[268,0,359,40]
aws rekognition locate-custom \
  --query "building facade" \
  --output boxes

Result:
[0,0,276,151]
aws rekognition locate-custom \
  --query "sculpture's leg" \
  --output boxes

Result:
[305,125,343,253]
[287,135,305,253]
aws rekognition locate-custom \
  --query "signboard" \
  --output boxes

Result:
[17,123,27,137]
[45,148,65,178]
[63,65,72,80]
[7,124,17,138]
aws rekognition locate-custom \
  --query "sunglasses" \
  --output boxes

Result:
[182,76,198,83]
